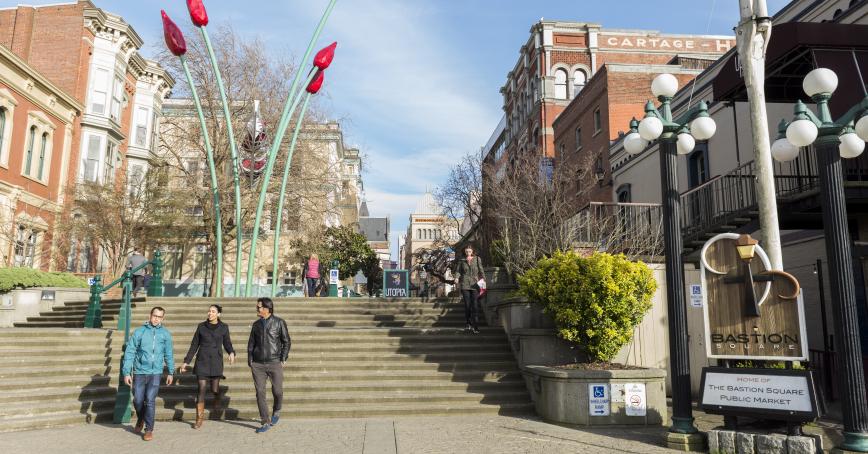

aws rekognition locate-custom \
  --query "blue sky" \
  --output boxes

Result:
[9,0,791,259]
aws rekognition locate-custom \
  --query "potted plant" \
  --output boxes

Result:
[517,251,666,426]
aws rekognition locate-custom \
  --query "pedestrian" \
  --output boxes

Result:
[121,306,174,441]
[303,253,320,298]
[454,244,484,334]
[127,248,148,297]
[248,297,291,433]
[180,304,236,429]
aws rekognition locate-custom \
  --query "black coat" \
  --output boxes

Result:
[183,321,235,378]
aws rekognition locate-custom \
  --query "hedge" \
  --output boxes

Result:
[0,267,88,293]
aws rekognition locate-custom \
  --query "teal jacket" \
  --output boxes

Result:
[122,322,175,376]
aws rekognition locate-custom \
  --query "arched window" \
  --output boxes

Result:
[573,70,587,97]
[38,132,48,180]
[417,229,421,239]
[554,69,568,99]
[24,126,36,175]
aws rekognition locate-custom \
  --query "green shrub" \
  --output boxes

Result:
[518,251,657,363]
[0,268,88,293]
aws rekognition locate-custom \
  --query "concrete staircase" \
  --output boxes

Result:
[0,297,531,431]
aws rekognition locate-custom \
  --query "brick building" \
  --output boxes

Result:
[0,45,81,269]
[552,62,709,210]
[491,20,735,178]
[0,1,173,272]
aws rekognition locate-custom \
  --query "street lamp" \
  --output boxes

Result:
[771,67,868,452]
[624,73,716,440]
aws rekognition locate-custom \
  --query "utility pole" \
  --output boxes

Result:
[736,0,783,270]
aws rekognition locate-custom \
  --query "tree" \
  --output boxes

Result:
[293,225,377,282]
[156,23,342,294]
[54,166,195,279]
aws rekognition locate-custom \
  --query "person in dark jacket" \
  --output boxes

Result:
[248,297,291,433]
[454,244,484,334]
[180,304,235,429]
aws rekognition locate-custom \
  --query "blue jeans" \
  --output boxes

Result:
[132,374,161,431]
[306,277,318,297]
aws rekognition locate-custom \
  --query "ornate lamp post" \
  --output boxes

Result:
[623,73,718,445]
[770,67,868,452]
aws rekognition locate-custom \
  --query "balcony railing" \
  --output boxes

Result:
[568,202,663,257]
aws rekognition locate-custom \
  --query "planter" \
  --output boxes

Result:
[523,364,667,426]
[491,296,554,336]
[511,328,586,367]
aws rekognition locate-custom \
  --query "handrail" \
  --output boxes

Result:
[83,250,163,329]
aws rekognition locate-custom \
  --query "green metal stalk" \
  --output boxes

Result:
[246,73,315,296]
[244,0,338,296]
[271,93,312,296]
[181,56,223,297]
[200,27,243,296]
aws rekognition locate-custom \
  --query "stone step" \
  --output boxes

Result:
[0,378,528,403]
[0,327,503,338]
[0,350,515,363]
[16,320,474,329]
[0,373,522,392]
[0,393,531,419]
[0,401,533,432]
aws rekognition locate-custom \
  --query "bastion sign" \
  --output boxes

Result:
[697,233,817,421]
[699,233,808,361]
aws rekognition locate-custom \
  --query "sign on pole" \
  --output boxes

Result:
[383,270,409,298]
[625,383,647,417]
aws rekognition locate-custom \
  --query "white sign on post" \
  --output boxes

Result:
[329,269,339,285]
[690,284,703,308]
[625,383,647,416]
[588,384,610,416]
[701,371,813,412]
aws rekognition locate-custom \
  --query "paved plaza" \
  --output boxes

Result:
[0,415,685,454]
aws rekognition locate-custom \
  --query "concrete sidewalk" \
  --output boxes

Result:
[0,415,681,454]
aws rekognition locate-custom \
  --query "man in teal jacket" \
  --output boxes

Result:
[122,306,174,441]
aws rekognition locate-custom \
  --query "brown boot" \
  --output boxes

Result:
[212,392,223,418]
[142,431,153,441]
[133,419,144,434]
[194,402,205,429]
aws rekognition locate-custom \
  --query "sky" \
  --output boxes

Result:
[6,0,791,259]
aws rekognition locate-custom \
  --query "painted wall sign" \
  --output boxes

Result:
[383,270,409,298]
[700,233,808,360]
[588,384,610,416]
[599,34,734,53]
[699,367,818,422]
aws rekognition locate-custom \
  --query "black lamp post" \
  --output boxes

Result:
[623,74,718,438]
[770,67,868,452]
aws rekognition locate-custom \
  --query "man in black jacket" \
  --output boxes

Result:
[248,297,291,433]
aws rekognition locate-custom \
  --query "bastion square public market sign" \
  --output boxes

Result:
[698,233,818,422]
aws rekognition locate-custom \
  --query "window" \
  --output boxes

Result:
[90,68,109,115]
[192,249,211,280]
[0,108,5,163]
[554,69,568,100]
[128,165,144,198]
[110,76,123,121]
[573,70,587,97]
[575,128,582,149]
[134,106,149,146]
[688,143,710,188]
[150,111,159,153]
[593,108,602,133]
[82,135,101,182]
[186,160,201,187]
[103,141,116,184]
[163,249,183,279]
[37,132,48,180]
[13,225,38,268]
[616,184,632,203]
[284,271,297,286]
[266,271,273,285]
[24,126,35,176]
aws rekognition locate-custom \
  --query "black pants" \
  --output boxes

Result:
[251,362,283,424]
[461,289,479,329]
[132,275,145,296]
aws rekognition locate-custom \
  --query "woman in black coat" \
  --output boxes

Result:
[181,304,235,429]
